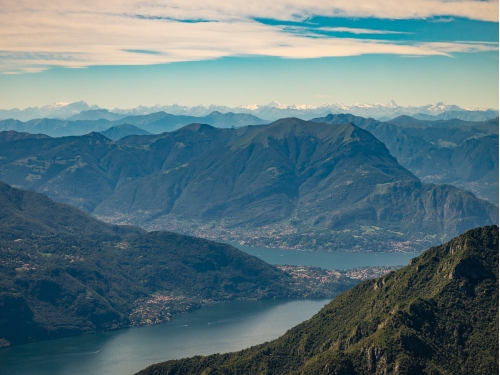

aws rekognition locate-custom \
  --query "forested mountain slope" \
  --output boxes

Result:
[0,183,343,348]
[138,225,499,375]
[93,118,497,251]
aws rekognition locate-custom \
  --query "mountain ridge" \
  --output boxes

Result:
[1,101,497,122]
[0,111,269,137]
[311,114,499,205]
[91,118,496,251]
[0,118,497,251]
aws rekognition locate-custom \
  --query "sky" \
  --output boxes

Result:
[0,0,498,109]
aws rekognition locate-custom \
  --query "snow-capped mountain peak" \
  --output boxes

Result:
[386,100,398,108]
[44,101,72,109]
[267,101,288,109]
[289,104,318,110]
[1,100,497,122]
[238,104,259,110]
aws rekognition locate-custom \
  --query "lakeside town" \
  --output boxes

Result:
[4,237,404,331]
[128,264,402,326]
[138,216,434,253]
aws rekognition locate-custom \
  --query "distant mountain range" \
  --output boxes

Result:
[1,100,498,122]
[0,101,100,122]
[137,225,499,375]
[1,182,349,347]
[0,111,268,138]
[0,119,496,251]
[311,114,499,205]
[67,108,126,121]
[412,110,500,122]
[114,111,268,134]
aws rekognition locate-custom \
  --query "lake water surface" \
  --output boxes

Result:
[0,299,330,375]
[231,243,417,270]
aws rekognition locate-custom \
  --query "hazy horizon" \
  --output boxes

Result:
[1,98,498,112]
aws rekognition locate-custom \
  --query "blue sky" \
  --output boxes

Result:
[0,1,498,109]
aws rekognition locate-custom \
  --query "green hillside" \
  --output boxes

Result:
[137,225,499,375]
[0,183,353,348]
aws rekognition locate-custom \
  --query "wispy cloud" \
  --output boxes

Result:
[317,27,411,35]
[429,17,456,23]
[0,0,498,73]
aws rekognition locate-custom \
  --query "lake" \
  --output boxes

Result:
[230,243,418,270]
[0,299,330,375]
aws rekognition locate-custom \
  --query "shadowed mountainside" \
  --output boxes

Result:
[0,118,497,251]
[0,182,348,348]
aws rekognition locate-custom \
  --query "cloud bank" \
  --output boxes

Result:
[0,0,498,73]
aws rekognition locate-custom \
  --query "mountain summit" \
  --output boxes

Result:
[93,118,497,250]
